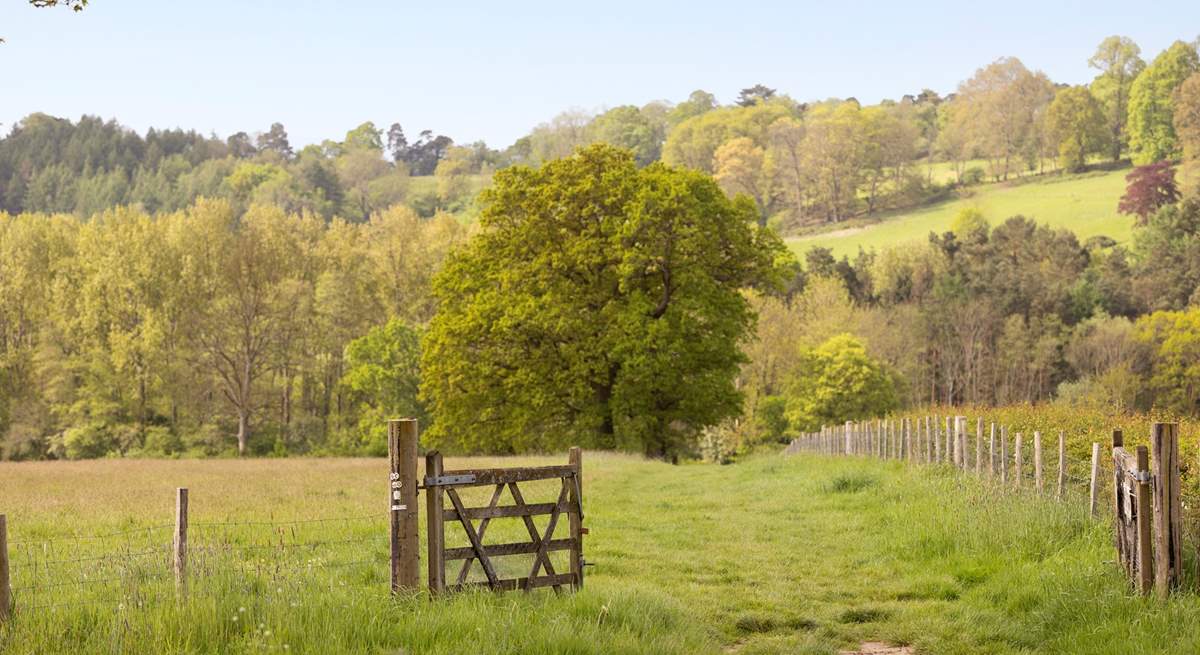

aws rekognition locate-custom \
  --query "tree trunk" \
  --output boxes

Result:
[237,411,249,456]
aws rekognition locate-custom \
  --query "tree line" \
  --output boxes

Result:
[0,202,465,458]
[6,36,1198,235]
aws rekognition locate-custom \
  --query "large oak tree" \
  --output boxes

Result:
[420,145,789,458]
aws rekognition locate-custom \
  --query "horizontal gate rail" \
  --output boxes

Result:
[444,500,572,522]
[444,538,576,560]
[430,466,577,487]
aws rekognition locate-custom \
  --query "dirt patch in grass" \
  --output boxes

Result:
[839,642,915,655]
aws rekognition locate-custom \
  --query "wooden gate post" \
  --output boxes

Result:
[569,447,584,590]
[425,451,446,595]
[0,514,9,624]
[388,419,420,593]
[173,488,188,599]
[1089,442,1101,518]
[1135,446,1153,595]
[1151,423,1182,597]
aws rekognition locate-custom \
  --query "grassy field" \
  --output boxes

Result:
[4,451,1200,654]
[788,168,1131,259]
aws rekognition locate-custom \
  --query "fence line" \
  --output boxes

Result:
[785,415,1185,597]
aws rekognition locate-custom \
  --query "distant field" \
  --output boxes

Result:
[3,451,1200,653]
[788,168,1131,259]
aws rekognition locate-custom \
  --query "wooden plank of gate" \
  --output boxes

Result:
[438,466,576,487]
[457,484,505,585]
[569,447,584,590]
[509,481,563,593]
[445,501,567,522]
[449,573,576,593]
[444,538,576,560]
[445,486,500,588]
[525,483,569,590]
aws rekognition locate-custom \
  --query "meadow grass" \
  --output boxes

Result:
[787,168,1131,259]
[2,452,1200,654]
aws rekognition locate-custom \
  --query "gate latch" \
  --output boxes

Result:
[1132,470,1151,483]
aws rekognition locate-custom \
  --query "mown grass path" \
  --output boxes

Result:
[1,453,1197,654]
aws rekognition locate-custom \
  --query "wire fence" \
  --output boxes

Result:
[1,507,392,618]
[785,415,1194,596]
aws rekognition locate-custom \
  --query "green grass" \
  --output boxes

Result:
[2,452,1199,654]
[788,168,1131,259]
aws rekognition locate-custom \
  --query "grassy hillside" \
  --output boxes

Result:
[3,452,1200,654]
[788,168,1131,259]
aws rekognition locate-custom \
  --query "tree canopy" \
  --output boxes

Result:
[420,144,789,459]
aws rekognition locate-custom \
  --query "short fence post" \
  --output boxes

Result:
[1000,428,1008,486]
[568,447,584,590]
[0,514,9,624]
[1150,423,1182,598]
[934,419,941,463]
[173,488,188,599]
[944,417,953,465]
[1056,432,1066,499]
[844,421,853,456]
[1135,446,1153,595]
[425,451,446,595]
[958,417,968,470]
[1089,442,1101,518]
[388,418,420,593]
[1034,432,1044,494]
[1015,433,1024,489]
[989,423,996,478]
[975,417,983,474]
[927,416,934,463]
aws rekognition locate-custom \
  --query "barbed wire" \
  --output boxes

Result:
[9,524,174,547]
[190,513,388,529]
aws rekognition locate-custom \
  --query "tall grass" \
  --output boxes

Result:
[3,452,1200,653]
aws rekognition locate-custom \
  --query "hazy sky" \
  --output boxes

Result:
[2,1,1198,149]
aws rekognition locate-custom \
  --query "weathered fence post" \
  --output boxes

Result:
[958,417,968,470]
[844,421,853,456]
[1089,442,1101,518]
[173,488,188,599]
[975,417,983,474]
[569,447,584,590]
[989,423,996,478]
[0,514,9,624]
[1034,432,1044,494]
[388,418,420,593]
[1057,432,1066,499]
[934,418,941,463]
[945,416,953,465]
[1136,446,1153,595]
[1000,428,1008,486]
[1015,433,1024,488]
[1151,423,1182,598]
[425,450,446,595]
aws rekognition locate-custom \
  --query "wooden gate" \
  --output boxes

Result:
[422,447,584,594]
[1111,426,1182,598]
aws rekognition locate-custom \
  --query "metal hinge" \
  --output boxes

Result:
[1132,470,1151,483]
[423,473,477,487]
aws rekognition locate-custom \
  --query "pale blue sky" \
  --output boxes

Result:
[2,1,1197,149]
